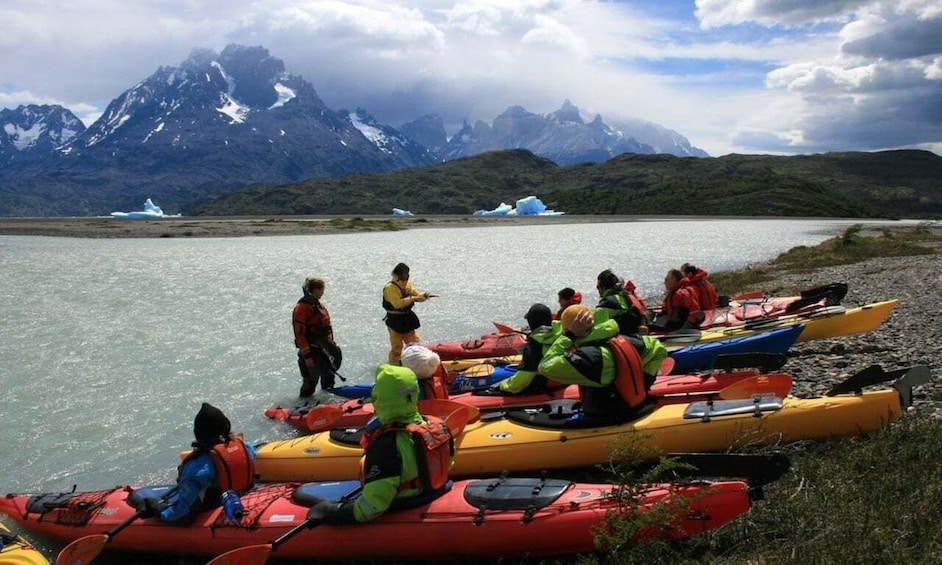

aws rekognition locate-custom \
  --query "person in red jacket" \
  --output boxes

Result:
[293,277,341,397]
[554,287,583,320]
[681,263,719,310]
[660,269,703,331]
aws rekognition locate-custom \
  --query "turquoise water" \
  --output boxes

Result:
[0,217,901,561]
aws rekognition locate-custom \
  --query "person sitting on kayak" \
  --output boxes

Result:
[136,403,257,526]
[383,263,434,364]
[594,269,648,335]
[498,303,563,394]
[622,279,653,321]
[554,287,582,320]
[306,364,455,524]
[401,344,449,400]
[681,263,719,310]
[657,269,704,331]
[538,305,661,426]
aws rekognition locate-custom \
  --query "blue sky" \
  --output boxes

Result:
[1,0,940,156]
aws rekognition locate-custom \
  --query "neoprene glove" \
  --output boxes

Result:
[136,497,163,519]
[306,500,357,525]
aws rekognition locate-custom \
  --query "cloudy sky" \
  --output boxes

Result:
[2,0,940,156]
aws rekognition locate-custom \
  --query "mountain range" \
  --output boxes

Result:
[0,44,705,217]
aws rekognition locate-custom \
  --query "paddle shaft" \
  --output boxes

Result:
[273,485,365,552]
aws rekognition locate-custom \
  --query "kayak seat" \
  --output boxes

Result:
[684,397,784,421]
[292,480,363,506]
[329,427,366,446]
[464,477,572,511]
[503,399,656,429]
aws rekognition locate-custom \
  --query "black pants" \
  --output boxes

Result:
[297,354,335,397]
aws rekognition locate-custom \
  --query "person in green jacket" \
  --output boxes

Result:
[538,304,626,425]
[594,269,646,335]
[305,364,454,524]
[498,303,561,394]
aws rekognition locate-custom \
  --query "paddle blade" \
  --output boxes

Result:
[56,534,109,565]
[205,544,273,565]
[418,399,481,425]
[657,357,676,377]
[303,404,345,432]
[719,373,793,400]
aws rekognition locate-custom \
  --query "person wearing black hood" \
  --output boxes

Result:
[496,303,563,394]
[135,403,257,526]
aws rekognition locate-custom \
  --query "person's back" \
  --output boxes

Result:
[594,269,645,335]
[401,344,449,400]
[307,364,454,524]
[681,263,719,310]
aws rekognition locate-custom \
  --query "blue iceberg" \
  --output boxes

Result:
[392,208,414,216]
[473,195,563,216]
[111,199,181,219]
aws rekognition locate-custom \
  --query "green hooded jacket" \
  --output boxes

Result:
[499,322,561,393]
[537,319,620,387]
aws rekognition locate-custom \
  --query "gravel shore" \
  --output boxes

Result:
[709,234,942,414]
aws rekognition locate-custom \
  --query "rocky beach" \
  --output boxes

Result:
[702,231,942,412]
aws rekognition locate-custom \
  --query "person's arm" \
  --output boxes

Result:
[159,456,215,525]
[384,282,424,309]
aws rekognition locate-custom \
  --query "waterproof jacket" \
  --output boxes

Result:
[686,268,719,310]
[662,283,702,331]
[293,295,334,359]
[499,322,562,393]
[595,289,644,335]
[163,440,257,525]
[537,319,620,388]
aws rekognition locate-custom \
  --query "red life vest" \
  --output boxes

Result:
[608,335,647,409]
[207,438,256,492]
[420,366,450,400]
[359,416,453,494]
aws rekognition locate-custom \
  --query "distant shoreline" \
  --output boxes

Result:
[0,214,892,239]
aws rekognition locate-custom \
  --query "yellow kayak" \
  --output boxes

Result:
[0,521,49,565]
[253,365,928,483]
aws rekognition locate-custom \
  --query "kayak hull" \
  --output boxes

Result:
[0,479,751,561]
[266,368,793,433]
[0,521,49,565]
[254,388,903,482]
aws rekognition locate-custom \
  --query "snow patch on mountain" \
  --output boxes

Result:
[270,83,296,109]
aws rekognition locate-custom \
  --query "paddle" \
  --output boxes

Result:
[717,373,792,400]
[656,328,702,343]
[418,398,482,430]
[304,403,346,432]
[302,399,481,434]
[205,484,364,565]
[492,322,521,334]
[56,488,174,565]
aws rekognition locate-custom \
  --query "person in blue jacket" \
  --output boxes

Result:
[136,403,257,525]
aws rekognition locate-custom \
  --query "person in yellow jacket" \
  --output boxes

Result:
[382,263,435,364]
[306,364,454,524]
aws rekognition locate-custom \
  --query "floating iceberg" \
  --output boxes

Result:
[392,208,414,216]
[473,195,563,216]
[111,198,181,219]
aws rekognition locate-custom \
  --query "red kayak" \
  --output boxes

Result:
[426,330,526,360]
[699,283,848,329]
[266,364,793,434]
[1,453,787,562]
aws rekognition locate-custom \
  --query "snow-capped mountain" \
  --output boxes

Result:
[437,100,708,164]
[0,45,438,216]
[0,104,85,165]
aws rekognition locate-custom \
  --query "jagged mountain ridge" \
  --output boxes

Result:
[0,43,708,216]
[0,45,438,216]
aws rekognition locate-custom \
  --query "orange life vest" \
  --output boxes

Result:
[608,335,647,409]
[359,416,453,494]
[207,438,256,492]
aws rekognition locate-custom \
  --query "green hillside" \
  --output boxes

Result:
[191,149,942,218]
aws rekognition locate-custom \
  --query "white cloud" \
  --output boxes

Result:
[1,0,939,156]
